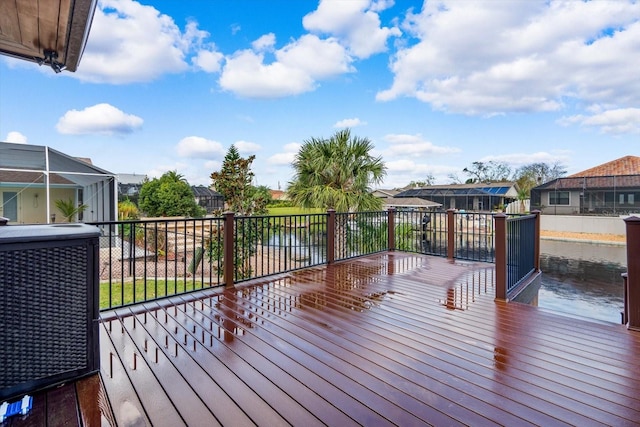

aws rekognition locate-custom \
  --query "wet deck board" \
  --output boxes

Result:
[12,252,639,426]
[95,252,640,426]
[6,375,106,427]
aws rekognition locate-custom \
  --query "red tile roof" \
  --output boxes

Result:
[569,155,640,177]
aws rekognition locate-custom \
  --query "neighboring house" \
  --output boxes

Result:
[270,189,288,201]
[381,197,441,211]
[394,182,518,212]
[192,185,224,213]
[531,155,640,215]
[0,142,116,224]
[117,173,147,201]
[372,189,400,198]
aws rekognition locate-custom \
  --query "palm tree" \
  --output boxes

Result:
[287,129,386,212]
[55,198,88,222]
[517,187,529,213]
[287,129,386,258]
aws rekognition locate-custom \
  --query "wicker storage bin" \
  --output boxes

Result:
[0,224,100,400]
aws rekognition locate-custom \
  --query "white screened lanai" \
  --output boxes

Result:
[0,142,116,224]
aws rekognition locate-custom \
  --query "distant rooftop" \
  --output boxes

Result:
[569,155,640,178]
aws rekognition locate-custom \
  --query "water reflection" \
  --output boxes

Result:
[538,240,625,323]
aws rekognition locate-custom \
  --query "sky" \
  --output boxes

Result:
[1,0,639,190]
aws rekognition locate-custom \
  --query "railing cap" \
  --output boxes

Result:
[623,215,640,224]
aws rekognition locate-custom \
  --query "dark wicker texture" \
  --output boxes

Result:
[1,239,97,399]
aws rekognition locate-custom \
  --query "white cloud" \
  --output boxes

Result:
[204,160,222,171]
[5,131,28,144]
[378,1,640,116]
[252,33,276,51]
[219,34,353,98]
[234,140,261,153]
[383,134,460,157]
[219,49,314,98]
[77,0,221,83]
[268,142,301,165]
[558,108,640,135]
[334,118,366,128]
[56,103,143,135]
[176,136,225,159]
[192,49,223,73]
[302,0,401,58]
[383,159,459,188]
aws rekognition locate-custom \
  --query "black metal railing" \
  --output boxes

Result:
[505,214,537,293]
[452,211,496,262]
[90,217,224,310]
[335,211,388,261]
[231,213,327,282]
[393,210,448,256]
[91,209,540,310]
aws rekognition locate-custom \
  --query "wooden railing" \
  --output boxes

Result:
[90,209,540,310]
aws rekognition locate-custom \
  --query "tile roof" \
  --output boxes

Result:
[537,175,640,190]
[569,155,640,177]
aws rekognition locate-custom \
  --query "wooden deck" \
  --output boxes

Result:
[10,252,640,426]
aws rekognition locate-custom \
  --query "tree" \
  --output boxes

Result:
[287,129,386,212]
[208,146,268,279]
[210,145,267,215]
[513,162,567,192]
[408,173,436,188]
[462,161,511,183]
[138,171,205,217]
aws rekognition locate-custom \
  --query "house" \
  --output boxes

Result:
[270,189,288,201]
[372,188,400,198]
[381,197,441,211]
[0,142,116,223]
[530,155,640,215]
[192,185,225,213]
[394,182,518,212]
[117,173,147,201]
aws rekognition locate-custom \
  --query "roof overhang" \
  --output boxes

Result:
[382,197,442,209]
[0,0,97,72]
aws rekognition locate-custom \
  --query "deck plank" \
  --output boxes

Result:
[94,252,640,427]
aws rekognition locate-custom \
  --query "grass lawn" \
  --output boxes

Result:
[100,279,215,310]
[267,206,324,216]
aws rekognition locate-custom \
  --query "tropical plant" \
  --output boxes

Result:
[287,129,386,258]
[287,128,386,212]
[118,199,139,220]
[54,198,88,222]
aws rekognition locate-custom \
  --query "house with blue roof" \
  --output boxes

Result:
[394,182,518,212]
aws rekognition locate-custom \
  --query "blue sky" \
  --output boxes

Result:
[1,0,639,190]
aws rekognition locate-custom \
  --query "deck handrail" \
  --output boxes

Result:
[494,211,541,300]
[89,209,540,310]
[623,216,640,331]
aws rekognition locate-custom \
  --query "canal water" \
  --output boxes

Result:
[538,239,626,324]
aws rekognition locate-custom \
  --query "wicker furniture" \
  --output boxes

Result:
[0,224,100,400]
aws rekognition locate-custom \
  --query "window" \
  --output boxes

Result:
[629,194,635,205]
[620,194,625,205]
[549,191,569,205]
